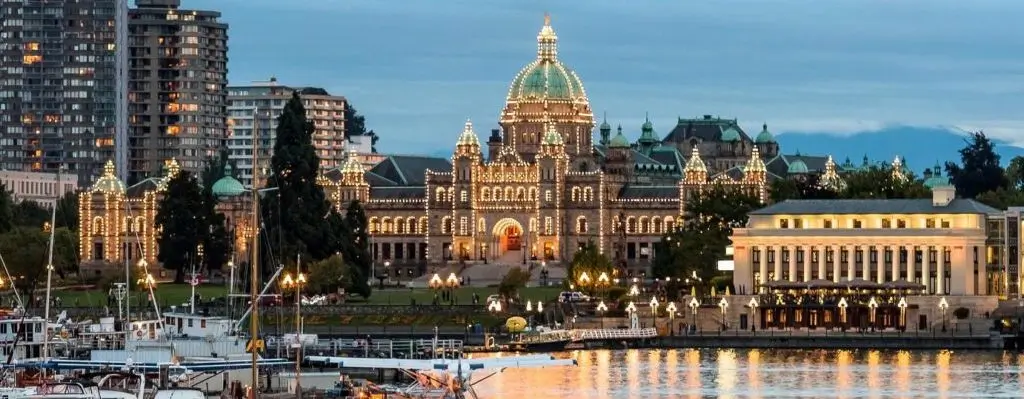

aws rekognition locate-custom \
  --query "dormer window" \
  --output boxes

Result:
[881,219,891,228]
[852,219,862,229]
[823,220,833,229]
[793,219,803,229]
[941,219,951,228]
[897,219,907,229]
[779,219,789,229]
[926,218,936,228]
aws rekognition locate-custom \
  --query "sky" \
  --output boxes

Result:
[186,0,1024,154]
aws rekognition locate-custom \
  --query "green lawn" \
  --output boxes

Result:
[53,284,563,308]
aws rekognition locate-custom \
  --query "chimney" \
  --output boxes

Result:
[932,185,956,207]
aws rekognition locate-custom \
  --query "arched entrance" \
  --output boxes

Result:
[491,218,524,253]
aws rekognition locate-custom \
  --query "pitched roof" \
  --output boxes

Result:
[126,178,161,198]
[765,153,831,177]
[662,115,752,144]
[618,185,679,200]
[750,198,1000,216]
[368,155,451,186]
[369,186,426,199]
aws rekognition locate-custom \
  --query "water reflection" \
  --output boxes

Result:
[473,349,1024,398]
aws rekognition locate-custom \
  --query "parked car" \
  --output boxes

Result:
[558,291,590,303]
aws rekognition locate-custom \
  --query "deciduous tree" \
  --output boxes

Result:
[0,183,12,234]
[307,254,349,295]
[0,227,76,306]
[945,131,1006,199]
[343,103,379,152]
[12,200,49,228]
[566,242,614,292]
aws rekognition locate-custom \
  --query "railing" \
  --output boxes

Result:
[578,328,658,340]
[274,338,464,359]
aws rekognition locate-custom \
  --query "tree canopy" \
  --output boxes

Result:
[654,185,760,284]
[945,131,1006,199]
[343,103,379,153]
[0,227,76,306]
[262,92,338,268]
[0,183,13,234]
[155,171,228,281]
[567,242,614,293]
[337,200,371,297]
[307,254,350,295]
[769,166,929,202]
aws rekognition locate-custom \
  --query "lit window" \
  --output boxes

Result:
[22,55,41,65]
[823,220,832,229]
[852,219,862,229]
[545,190,552,201]
[779,219,789,229]
[926,218,936,229]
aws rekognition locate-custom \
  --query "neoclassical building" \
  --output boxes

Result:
[79,158,252,271]
[317,16,846,278]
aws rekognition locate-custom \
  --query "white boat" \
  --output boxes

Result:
[0,309,51,361]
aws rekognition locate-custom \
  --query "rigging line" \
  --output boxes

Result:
[120,191,162,330]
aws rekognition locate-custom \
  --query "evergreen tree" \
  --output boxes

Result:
[155,171,209,282]
[340,200,371,297]
[945,131,1006,199]
[12,200,49,228]
[200,147,232,188]
[263,92,336,266]
[201,189,232,272]
[54,192,79,231]
[843,166,930,199]
[0,183,13,234]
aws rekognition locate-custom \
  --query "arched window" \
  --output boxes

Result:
[369,217,380,234]
[528,187,538,200]
[583,187,594,201]
[529,218,538,232]
[626,216,637,233]
[459,217,468,235]
[381,217,393,234]
[441,216,453,234]
[134,217,144,234]
[435,187,446,201]
[92,217,105,235]
[505,187,514,200]
[395,218,406,234]
[639,217,649,234]
[652,217,662,234]
[446,187,454,201]
[664,216,676,232]
[516,187,526,200]
[419,217,428,234]
[407,217,418,234]
[576,216,588,234]
[611,216,619,233]
[477,218,486,233]
[481,187,490,201]
[571,187,580,201]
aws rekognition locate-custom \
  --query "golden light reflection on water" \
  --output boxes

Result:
[747,349,761,399]
[836,350,852,399]
[685,349,700,399]
[470,349,1022,398]
[717,349,738,399]
[937,350,951,399]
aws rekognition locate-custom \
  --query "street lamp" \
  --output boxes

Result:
[526,300,533,312]
[897,297,907,331]
[868,296,879,332]
[689,297,699,333]
[718,297,729,331]
[596,300,608,329]
[838,297,848,328]
[666,302,677,336]
[747,297,758,332]
[445,272,460,304]
[649,297,659,330]
[578,271,591,288]
[938,296,949,332]
[628,284,640,298]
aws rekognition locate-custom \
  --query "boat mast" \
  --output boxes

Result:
[124,199,131,346]
[41,164,62,359]
[249,107,262,398]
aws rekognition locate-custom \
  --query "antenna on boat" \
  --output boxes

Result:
[41,164,63,360]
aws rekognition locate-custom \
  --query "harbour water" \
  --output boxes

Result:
[471,349,1024,398]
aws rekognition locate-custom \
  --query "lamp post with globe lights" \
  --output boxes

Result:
[665,302,677,336]
[718,297,729,331]
[939,297,949,332]
[649,297,659,330]
[596,301,608,329]
[689,297,700,333]
[748,297,758,332]
[868,297,879,332]
[445,273,460,304]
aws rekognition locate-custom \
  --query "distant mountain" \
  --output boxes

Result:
[775,126,1024,173]
[416,126,1024,174]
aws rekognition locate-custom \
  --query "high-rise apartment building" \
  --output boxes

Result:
[227,78,347,187]
[127,0,227,184]
[0,0,120,186]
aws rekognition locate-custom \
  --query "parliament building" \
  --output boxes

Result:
[317,16,849,278]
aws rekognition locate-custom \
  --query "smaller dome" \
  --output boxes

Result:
[92,160,126,194]
[599,119,610,130]
[609,125,630,148]
[721,127,741,142]
[755,123,775,143]
[787,159,809,174]
[211,164,245,198]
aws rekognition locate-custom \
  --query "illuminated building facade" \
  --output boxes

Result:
[317,16,817,278]
[78,158,251,270]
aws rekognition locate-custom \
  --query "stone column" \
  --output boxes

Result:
[772,245,781,282]
[818,246,827,281]
[937,246,946,295]
[758,245,768,293]
[890,246,901,283]
[803,247,812,282]
[950,245,970,295]
[908,245,917,283]
[876,246,886,284]
[788,246,797,281]
[923,246,931,294]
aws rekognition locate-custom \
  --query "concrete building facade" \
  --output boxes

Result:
[227,79,347,187]
[0,170,78,208]
[0,0,120,185]
[127,0,228,183]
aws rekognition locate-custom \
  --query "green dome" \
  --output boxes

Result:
[755,123,775,143]
[924,162,949,188]
[508,60,586,101]
[609,125,630,148]
[787,159,809,174]
[211,164,245,198]
[721,127,741,142]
